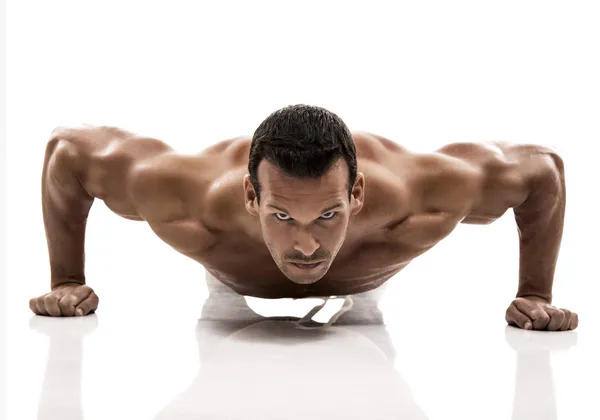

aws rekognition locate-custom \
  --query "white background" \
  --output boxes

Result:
[5,1,600,419]
[1,0,7,417]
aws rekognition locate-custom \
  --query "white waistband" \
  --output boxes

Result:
[294,295,354,329]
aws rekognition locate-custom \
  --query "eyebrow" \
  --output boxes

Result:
[267,202,344,214]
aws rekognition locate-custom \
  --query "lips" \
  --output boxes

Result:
[290,262,323,270]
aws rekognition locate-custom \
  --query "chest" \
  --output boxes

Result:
[187,211,460,298]
[146,155,465,297]
[196,239,409,298]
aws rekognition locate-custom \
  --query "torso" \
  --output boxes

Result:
[131,132,474,299]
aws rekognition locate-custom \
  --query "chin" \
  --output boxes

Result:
[286,276,322,285]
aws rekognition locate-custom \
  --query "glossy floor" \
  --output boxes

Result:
[7,272,599,420]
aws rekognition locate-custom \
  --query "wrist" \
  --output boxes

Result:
[51,278,85,290]
[516,294,552,304]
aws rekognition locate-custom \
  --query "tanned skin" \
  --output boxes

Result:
[29,126,578,331]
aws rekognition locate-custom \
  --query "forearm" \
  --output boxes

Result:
[42,138,94,289]
[513,155,565,303]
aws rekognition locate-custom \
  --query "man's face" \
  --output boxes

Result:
[244,159,364,285]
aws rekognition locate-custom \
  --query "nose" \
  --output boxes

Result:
[292,228,320,257]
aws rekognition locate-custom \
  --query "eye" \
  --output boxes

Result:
[275,213,291,221]
[320,211,337,220]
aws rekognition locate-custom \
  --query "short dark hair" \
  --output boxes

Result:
[248,104,357,204]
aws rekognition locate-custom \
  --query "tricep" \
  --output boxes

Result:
[436,141,563,224]
[47,126,219,255]
[47,126,174,220]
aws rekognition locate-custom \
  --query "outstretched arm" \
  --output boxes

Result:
[437,141,577,331]
[512,150,565,304]
[30,126,175,316]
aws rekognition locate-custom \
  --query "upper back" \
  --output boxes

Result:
[195,132,415,235]
[195,131,482,252]
[56,125,485,295]
[64,125,474,257]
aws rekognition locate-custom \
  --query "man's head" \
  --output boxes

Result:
[244,104,365,285]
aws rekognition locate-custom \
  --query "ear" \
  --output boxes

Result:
[243,174,259,215]
[350,172,365,215]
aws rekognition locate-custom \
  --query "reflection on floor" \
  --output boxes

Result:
[30,290,423,419]
[28,283,580,420]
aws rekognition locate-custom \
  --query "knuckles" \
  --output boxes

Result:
[58,298,71,311]
[29,285,98,316]
[29,298,39,313]
[506,298,579,331]
[43,294,58,305]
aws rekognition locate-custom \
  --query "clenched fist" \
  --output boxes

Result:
[29,283,99,317]
[505,296,578,331]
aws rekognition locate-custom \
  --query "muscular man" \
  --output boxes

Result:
[29,104,578,331]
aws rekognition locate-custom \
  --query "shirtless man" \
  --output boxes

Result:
[28,104,578,331]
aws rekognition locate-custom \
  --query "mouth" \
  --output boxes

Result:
[289,261,324,271]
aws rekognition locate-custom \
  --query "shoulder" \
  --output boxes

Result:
[347,133,486,213]
[128,153,211,221]
[129,141,251,234]
[435,140,561,173]
[130,135,248,200]
[435,140,563,192]
[406,150,484,215]
[351,130,408,159]
[50,124,136,146]
[431,140,564,219]
[129,134,246,221]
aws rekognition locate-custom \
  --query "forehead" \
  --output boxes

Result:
[257,159,348,197]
